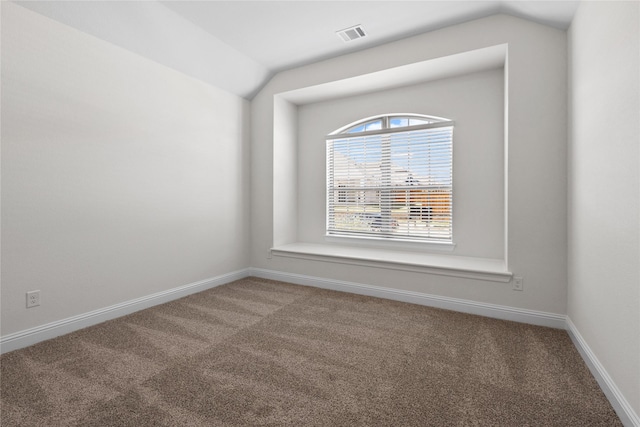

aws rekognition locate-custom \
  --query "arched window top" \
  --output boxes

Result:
[331,113,452,137]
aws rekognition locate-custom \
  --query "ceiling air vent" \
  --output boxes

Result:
[336,25,367,42]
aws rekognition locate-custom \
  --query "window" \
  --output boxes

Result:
[326,114,454,242]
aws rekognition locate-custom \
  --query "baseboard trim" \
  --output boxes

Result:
[249,268,566,329]
[4,267,634,425]
[566,317,639,427]
[0,268,251,354]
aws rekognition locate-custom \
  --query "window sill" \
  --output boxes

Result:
[325,234,456,252]
[270,243,512,283]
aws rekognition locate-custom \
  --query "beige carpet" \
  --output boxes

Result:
[1,277,621,426]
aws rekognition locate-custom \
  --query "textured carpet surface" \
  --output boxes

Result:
[1,277,621,426]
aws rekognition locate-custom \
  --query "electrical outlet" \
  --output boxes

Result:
[513,276,524,291]
[26,290,40,308]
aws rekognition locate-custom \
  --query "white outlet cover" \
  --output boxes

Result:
[513,277,524,291]
[26,290,40,308]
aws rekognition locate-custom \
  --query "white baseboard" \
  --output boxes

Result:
[252,268,637,425]
[0,268,251,354]
[566,317,640,427]
[249,268,566,329]
[4,267,633,425]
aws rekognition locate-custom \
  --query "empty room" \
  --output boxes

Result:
[1,1,638,425]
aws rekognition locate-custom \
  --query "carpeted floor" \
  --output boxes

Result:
[1,277,621,426]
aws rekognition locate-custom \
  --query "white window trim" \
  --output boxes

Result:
[326,119,454,140]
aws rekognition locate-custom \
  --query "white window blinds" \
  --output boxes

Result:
[327,118,453,242]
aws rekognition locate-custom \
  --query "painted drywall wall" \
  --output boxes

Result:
[568,0,640,419]
[251,14,567,314]
[296,68,505,259]
[1,3,251,336]
[273,96,298,247]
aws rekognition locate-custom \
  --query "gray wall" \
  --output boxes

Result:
[1,3,251,335]
[568,0,640,417]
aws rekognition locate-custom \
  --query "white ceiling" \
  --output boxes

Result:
[161,1,578,71]
[13,1,579,99]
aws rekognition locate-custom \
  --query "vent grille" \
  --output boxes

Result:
[336,25,367,42]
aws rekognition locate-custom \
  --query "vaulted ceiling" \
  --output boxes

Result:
[14,1,579,99]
